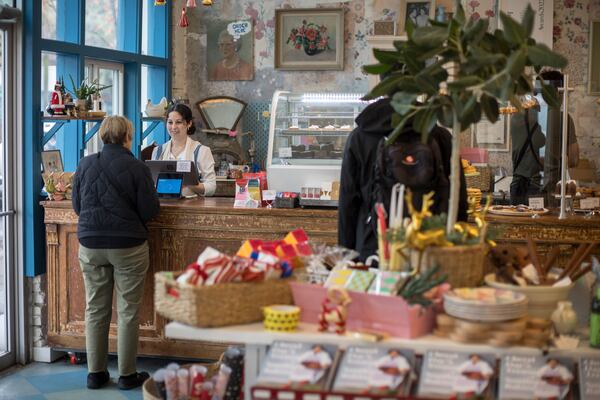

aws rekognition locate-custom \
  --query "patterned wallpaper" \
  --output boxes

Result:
[171,0,600,173]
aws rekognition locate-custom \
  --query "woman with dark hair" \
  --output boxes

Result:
[151,103,216,196]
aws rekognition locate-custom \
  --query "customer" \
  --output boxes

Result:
[72,116,160,390]
[338,97,467,261]
[151,103,217,197]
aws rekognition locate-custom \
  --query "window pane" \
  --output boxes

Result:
[85,0,119,50]
[42,0,79,43]
[141,64,166,113]
[41,52,57,114]
[41,0,56,40]
[142,0,167,57]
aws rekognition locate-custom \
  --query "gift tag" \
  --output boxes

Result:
[580,197,600,209]
[278,147,292,158]
[528,197,544,209]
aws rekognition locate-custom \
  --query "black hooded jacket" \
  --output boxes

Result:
[72,144,160,246]
[338,98,468,261]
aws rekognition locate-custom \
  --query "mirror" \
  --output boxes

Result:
[196,96,247,130]
[589,20,600,94]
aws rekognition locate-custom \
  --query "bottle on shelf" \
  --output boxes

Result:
[591,288,600,348]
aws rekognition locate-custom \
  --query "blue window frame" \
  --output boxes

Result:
[23,0,171,276]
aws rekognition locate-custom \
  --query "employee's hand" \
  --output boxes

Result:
[186,183,205,195]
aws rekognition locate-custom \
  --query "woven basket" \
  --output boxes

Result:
[465,166,492,192]
[154,272,293,328]
[420,243,488,288]
[142,361,220,400]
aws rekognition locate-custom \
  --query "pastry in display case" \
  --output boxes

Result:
[267,91,370,193]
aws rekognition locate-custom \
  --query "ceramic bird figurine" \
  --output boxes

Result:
[144,97,168,117]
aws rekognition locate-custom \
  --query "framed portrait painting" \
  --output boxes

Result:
[275,8,345,71]
[398,0,436,35]
[41,150,64,173]
[207,20,254,81]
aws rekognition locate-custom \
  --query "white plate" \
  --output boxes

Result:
[488,207,550,217]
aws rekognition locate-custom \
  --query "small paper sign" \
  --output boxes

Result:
[262,190,276,201]
[580,197,600,209]
[528,197,544,209]
[278,147,292,158]
[579,357,600,400]
[176,161,192,172]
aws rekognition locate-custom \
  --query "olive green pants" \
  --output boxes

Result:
[78,242,149,376]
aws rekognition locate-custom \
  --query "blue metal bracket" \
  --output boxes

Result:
[142,121,160,140]
[84,121,101,144]
[42,121,67,146]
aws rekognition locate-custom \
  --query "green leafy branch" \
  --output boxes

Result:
[68,74,112,100]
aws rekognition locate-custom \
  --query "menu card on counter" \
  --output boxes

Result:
[332,346,415,396]
[417,350,496,399]
[498,354,574,399]
[255,341,339,391]
[579,357,600,400]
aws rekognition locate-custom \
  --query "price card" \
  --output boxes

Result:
[528,197,544,209]
[580,197,600,209]
[262,190,276,201]
[176,160,191,172]
[278,147,292,158]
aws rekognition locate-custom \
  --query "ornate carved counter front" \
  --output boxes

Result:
[42,199,600,359]
[42,198,338,359]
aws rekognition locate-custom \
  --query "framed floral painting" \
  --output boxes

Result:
[274,8,345,71]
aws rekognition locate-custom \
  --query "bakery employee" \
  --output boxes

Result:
[152,103,217,197]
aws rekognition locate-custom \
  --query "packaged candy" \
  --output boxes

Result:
[152,369,167,399]
[189,364,208,398]
[177,368,189,398]
[164,369,178,400]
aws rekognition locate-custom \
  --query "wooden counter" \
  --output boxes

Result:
[42,198,337,360]
[42,199,600,359]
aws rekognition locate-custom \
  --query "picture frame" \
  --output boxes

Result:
[471,115,510,152]
[41,150,64,173]
[207,19,254,81]
[374,20,396,36]
[275,8,345,71]
[398,0,436,35]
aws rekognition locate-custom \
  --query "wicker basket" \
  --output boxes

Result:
[420,243,488,288]
[465,166,492,192]
[142,361,220,400]
[154,272,293,328]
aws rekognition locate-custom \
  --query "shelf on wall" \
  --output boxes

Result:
[41,115,105,146]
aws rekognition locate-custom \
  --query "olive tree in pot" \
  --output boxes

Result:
[362,4,567,234]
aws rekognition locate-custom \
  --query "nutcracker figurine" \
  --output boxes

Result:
[318,286,352,335]
[49,81,65,115]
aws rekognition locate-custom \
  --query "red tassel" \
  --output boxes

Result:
[179,7,189,28]
[186,0,197,7]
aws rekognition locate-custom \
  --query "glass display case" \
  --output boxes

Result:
[267,91,370,192]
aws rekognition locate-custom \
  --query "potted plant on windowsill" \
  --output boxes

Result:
[363,4,567,286]
[68,75,111,114]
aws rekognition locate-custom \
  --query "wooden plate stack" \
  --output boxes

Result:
[434,314,552,348]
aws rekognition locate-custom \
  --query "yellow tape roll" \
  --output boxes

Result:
[263,305,300,332]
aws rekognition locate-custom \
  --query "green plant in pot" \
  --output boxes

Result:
[68,75,111,112]
[362,4,567,235]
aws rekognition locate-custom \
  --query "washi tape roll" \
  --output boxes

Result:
[262,305,300,332]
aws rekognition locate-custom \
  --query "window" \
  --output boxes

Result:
[25,0,170,276]
[85,0,119,50]
[84,59,124,155]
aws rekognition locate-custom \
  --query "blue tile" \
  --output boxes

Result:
[15,362,86,378]
[44,388,129,400]
[25,370,88,394]
[10,395,47,400]
[120,388,144,400]
[0,376,42,397]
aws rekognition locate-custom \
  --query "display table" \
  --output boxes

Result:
[165,321,600,399]
[41,198,600,359]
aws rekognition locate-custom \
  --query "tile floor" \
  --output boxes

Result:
[0,355,174,400]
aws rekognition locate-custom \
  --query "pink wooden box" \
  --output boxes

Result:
[460,147,489,164]
[289,282,436,339]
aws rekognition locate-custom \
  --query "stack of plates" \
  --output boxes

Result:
[443,287,528,322]
[467,188,482,212]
